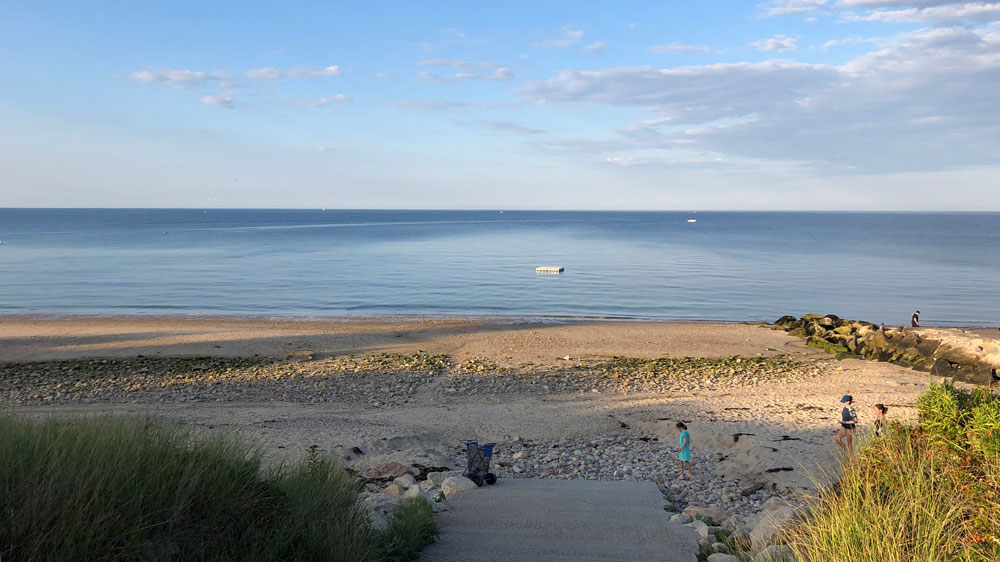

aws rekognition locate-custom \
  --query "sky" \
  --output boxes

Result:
[1,0,999,210]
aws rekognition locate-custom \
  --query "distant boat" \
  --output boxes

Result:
[687,219,697,223]
[536,266,564,274]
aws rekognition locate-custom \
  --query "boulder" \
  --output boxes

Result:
[403,485,434,501]
[916,338,942,356]
[953,367,997,386]
[686,519,711,538]
[937,343,981,367]
[682,505,730,525]
[749,498,797,549]
[441,476,478,497]
[729,528,752,549]
[393,474,417,488]
[707,555,739,562]
[380,484,403,496]
[669,513,693,524]
[751,544,794,562]
[774,315,799,327]
[365,461,410,479]
[428,470,460,486]
[358,492,402,532]
[931,358,960,378]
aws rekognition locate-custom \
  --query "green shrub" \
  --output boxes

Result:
[791,384,1000,560]
[0,416,436,562]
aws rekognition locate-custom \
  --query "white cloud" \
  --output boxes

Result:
[581,41,610,53]
[759,0,829,16]
[533,27,585,48]
[753,35,800,51]
[245,65,341,79]
[456,120,545,135]
[822,35,886,49]
[130,69,228,88]
[418,58,498,71]
[853,2,1000,22]
[520,26,1000,172]
[200,94,235,108]
[418,67,514,82]
[649,43,713,53]
[390,100,473,111]
[307,94,353,106]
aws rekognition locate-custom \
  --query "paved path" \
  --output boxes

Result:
[419,479,698,562]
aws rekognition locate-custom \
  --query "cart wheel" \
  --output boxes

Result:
[484,473,497,485]
[470,474,484,487]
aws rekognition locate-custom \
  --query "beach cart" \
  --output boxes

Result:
[462,440,497,487]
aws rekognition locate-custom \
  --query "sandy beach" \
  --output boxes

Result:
[0,315,956,514]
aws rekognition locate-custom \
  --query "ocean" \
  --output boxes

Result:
[1,209,997,327]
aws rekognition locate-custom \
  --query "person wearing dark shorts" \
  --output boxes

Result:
[835,395,857,458]
[912,311,920,327]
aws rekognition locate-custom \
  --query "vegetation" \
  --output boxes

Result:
[790,382,1000,561]
[0,415,436,562]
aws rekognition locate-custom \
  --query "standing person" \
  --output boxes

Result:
[676,422,693,479]
[835,395,858,458]
[911,310,920,327]
[873,404,888,437]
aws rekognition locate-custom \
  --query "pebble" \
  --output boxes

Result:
[458,434,775,517]
[0,354,818,407]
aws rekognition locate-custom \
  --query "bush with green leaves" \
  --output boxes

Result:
[0,415,436,562]
[791,382,999,560]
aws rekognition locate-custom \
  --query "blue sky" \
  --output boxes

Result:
[2,1,999,209]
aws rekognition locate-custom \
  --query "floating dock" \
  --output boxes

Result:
[536,266,564,274]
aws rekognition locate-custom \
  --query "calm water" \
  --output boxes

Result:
[1,209,998,327]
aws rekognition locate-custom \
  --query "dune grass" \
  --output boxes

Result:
[790,382,999,561]
[0,415,436,562]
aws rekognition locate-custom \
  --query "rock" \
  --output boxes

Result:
[683,505,730,524]
[707,555,739,562]
[441,476,479,497]
[669,513,693,524]
[749,498,797,549]
[751,544,794,562]
[366,461,410,479]
[686,519,711,538]
[359,491,402,532]
[428,470,459,486]
[729,528,752,549]
[931,358,960,378]
[403,485,434,501]
[711,542,727,551]
[380,483,403,495]
[418,479,438,492]
[393,474,417,488]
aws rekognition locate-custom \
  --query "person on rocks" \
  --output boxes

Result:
[911,310,920,327]
[836,395,858,458]
[873,403,888,437]
[676,422,693,479]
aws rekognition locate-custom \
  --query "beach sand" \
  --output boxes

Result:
[0,316,952,503]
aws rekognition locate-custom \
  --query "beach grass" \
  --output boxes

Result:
[790,382,1000,561]
[0,415,436,562]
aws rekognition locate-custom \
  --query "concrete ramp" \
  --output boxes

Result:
[420,479,698,562]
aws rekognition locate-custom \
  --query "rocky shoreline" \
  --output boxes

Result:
[775,314,1000,385]
[0,353,818,406]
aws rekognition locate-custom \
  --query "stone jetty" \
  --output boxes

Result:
[775,314,1000,385]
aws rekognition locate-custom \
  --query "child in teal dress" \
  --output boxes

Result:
[676,422,692,479]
